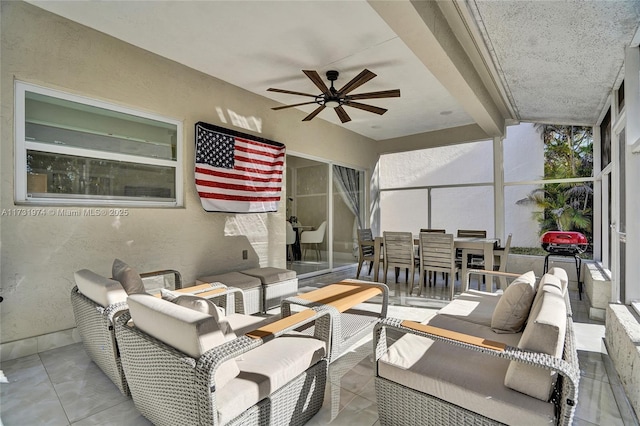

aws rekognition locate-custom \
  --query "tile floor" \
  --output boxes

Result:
[1,266,638,425]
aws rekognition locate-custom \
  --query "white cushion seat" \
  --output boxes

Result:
[436,290,501,327]
[216,335,326,424]
[378,312,555,425]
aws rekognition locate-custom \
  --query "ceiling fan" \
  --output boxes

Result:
[267,69,400,123]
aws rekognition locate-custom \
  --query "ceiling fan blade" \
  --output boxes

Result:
[267,88,318,98]
[347,89,401,100]
[334,106,352,123]
[344,101,388,115]
[302,105,326,121]
[272,101,319,111]
[338,69,376,95]
[302,70,329,93]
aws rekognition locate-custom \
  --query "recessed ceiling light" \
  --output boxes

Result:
[440,110,453,116]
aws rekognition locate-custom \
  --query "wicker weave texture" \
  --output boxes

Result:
[70,286,129,396]
[376,377,501,426]
[226,359,327,426]
[263,278,298,312]
[115,312,200,426]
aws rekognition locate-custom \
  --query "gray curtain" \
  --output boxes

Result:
[333,165,363,229]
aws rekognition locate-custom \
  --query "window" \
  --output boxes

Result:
[15,82,183,206]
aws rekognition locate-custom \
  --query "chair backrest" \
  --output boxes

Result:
[418,232,455,271]
[496,233,513,272]
[457,229,487,238]
[420,228,446,233]
[383,232,414,266]
[358,228,375,257]
[300,221,327,244]
[286,221,296,245]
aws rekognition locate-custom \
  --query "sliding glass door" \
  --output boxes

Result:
[286,154,365,277]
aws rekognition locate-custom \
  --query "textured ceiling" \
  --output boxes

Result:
[471,0,640,125]
[27,0,640,142]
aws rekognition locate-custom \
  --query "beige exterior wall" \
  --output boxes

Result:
[0,2,377,343]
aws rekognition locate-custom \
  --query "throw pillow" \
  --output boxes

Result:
[112,259,146,295]
[160,289,234,339]
[491,271,536,333]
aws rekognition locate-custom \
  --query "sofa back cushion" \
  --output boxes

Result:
[74,269,128,307]
[504,286,567,400]
[127,294,239,387]
[112,259,147,295]
[548,267,569,294]
[491,271,536,333]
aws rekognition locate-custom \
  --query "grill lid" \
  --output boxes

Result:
[541,231,588,254]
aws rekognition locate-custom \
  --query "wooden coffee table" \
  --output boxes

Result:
[281,279,389,362]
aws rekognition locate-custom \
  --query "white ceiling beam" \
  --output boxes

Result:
[368,0,508,138]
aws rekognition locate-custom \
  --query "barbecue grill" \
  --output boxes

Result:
[541,231,588,255]
[541,231,588,299]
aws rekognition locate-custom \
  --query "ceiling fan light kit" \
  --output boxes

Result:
[268,69,400,123]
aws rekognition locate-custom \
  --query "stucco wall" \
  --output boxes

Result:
[0,2,377,343]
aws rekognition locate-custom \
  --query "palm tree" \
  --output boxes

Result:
[518,125,593,244]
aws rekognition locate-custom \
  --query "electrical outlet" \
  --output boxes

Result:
[242,249,248,260]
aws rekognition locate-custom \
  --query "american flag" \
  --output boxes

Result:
[195,123,285,213]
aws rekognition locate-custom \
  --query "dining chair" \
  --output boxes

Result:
[382,231,415,292]
[415,232,458,299]
[418,229,446,284]
[300,220,327,260]
[356,228,381,279]
[469,233,513,291]
[455,229,488,275]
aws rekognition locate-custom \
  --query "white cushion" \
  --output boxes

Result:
[215,335,326,425]
[197,272,261,290]
[437,290,501,327]
[240,267,296,285]
[491,271,536,333]
[74,269,127,307]
[549,267,569,294]
[112,259,146,295]
[127,294,239,388]
[504,288,567,401]
[160,289,234,340]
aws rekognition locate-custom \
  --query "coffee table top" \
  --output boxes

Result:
[296,280,383,313]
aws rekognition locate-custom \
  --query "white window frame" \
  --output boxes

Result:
[14,81,183,207]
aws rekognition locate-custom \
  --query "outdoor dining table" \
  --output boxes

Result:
[372,236,499,283]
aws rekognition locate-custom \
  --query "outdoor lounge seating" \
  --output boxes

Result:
[71,267,188,395]
[374,267,579,426]
[114,294,332,426]
[198,267,298,314]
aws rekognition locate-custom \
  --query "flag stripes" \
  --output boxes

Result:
[195,122,285,213]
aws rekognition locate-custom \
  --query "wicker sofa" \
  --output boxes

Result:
[114,293,332,426]
[374,268,580,426]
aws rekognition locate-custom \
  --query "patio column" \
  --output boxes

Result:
[624,46,640,305]
[493,136,505,243]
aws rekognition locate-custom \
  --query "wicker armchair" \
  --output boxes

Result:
[71,268,216,396]
[115,295,332,426]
